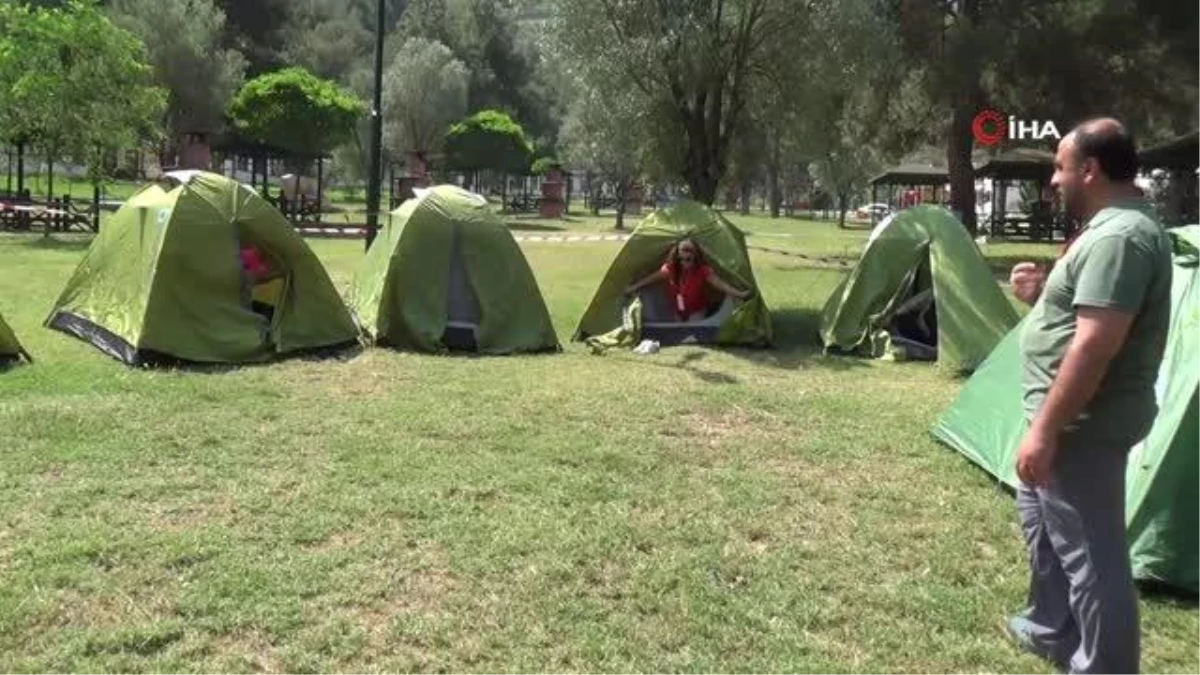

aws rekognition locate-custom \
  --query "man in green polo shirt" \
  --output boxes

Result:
[1006,118,1172,674]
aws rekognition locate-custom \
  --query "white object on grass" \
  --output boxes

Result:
[633,339,660,355]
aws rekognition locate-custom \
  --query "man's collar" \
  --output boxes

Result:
[1084,195,1152,230]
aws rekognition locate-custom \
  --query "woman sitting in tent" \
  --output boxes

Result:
[239,243,283,321]
[624,238,753,322]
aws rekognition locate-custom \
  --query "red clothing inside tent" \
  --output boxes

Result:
[661,262,713,319]
[240,246,270,279]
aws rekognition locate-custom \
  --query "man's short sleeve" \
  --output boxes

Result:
[1073,234,1153,313]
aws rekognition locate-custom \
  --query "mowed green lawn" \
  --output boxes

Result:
[0,223,1195,673]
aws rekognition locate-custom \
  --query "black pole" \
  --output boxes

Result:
[316,157,324,214]
[16,141,25,194]
[364,0,385,250]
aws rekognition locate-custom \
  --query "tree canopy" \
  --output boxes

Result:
[382,38,470,156]
[228,66,366,158]
[555,0,809,205]
[108,0,247,139]
[0,0,166,182]
[444,109,534,174]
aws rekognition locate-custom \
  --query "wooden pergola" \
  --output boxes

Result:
[868,164,949,222]
[1139,130,1198,225]
[974,147,1067,241]
[211,134,330,223]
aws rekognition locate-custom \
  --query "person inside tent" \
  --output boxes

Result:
[887,286,938,361]
[624,238,753,322]
[239,243,283,322]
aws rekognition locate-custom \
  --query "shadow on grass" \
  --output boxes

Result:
[725,308,870,371]
[12,234,93,251]
[132,344,365,374]
[610,349,740,385]
[1139,582,1199,606]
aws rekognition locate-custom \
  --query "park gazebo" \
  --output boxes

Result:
[1139,130,1198,225]
[211,133,330,225]
[868,164,949,223]
[974,147,1064,241]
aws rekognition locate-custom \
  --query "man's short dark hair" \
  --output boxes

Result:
[1072,118,1139,181]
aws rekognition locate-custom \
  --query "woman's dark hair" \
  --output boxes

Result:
[665,238,705,286]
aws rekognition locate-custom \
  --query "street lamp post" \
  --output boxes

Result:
[364,0,386,250]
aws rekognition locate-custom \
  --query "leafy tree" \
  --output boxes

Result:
[444,108,534,184]
[788,0,900,227]
[399,0,558,146]
[530,156,561,175]
[282,0,374,82]
[555,0,809,205]
[108,0,246,162]
[0,0,166,188]
[888,0,1199,233]
[228,67,366,167]
[560,86,650,229]
[214,0,292,75]
[382,38,470,156]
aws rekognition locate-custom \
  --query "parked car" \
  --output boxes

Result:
[854,203,891,219]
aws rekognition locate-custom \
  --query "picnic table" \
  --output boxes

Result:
[505,194,543,213]
[0,192,96,233]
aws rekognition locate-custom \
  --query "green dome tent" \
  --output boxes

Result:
[573,200,772,348]
[1,310,32,366]
[932,225,1199,592]
[348,185,559,354]
[46,171,360,366]
[820,205,1019,370]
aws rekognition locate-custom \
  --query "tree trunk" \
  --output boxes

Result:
[179,133,213,171]
[767,133,781,218]
[947,100,979,234]
[946,0,983,235]
[614,180,629,230]
[685,163,720,205]
[739,181,751,215]
[837,191,849,229]
[588,173,601,216]
[683,107,722,205]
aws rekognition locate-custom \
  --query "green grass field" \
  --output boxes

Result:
[0,221,1194,673]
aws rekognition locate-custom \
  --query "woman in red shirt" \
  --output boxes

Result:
[624,238,753,322]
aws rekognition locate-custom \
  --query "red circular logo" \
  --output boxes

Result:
[972,109,1007,146]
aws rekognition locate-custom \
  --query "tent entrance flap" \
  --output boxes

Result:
[443,226,481,350]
